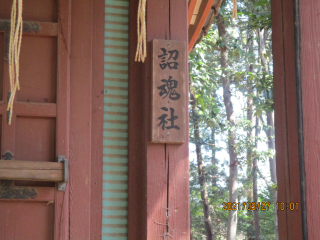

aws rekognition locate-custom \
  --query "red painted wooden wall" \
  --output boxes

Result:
[300,0,320,238]
[128,0,190,239]
[0,1,104,239]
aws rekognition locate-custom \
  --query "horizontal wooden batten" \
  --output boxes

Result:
[0,187,55,202]
[0,160,63,170]
[28,21,58,37]
[0,102,57,118]
[102,233,127,237]
[0,20,58,37]
[15,102,57,117]
[0,160,64,182]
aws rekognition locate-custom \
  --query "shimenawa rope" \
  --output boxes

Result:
[8,0,23,125]
[135,0,147,62]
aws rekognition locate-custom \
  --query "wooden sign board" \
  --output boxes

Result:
[151,39,186,143]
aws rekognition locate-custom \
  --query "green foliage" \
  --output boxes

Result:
[189,0,276,239]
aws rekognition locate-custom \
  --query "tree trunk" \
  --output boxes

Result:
[267,112,279,240]
[217,13,238,240]
[190,74,214,240]
[212,127,217,190]
[246,82,254,201]
[246,86,255,240]
[246,30,255,240]
[253,117,261,240]
[257,29,279,240]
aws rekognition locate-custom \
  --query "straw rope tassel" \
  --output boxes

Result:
[135,0,147,62]
[8,0,23,125]
[232,0,237,19]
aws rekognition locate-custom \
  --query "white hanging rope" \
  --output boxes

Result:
[8,0,23,125]
[135,0,147,62]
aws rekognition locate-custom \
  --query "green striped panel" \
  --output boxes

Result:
[103,0,129,239]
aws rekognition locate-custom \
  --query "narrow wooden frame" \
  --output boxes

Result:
[272,0,306,239]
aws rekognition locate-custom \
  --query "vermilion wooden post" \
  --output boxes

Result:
[272,0,305,239]
[70,0,93,239]
[128,0,190,239]
[91,0,104,238]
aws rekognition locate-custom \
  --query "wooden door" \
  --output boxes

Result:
[0,1,70,239]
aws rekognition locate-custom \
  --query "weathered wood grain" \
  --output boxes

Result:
[152,39,186,144]
[0,169,63,182]
[0,160,63,170]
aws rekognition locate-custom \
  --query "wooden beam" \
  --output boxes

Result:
[188,0,197,27]
[0,160,64,182]
[54,0,71,239]
[0,160,63,170]
[0,20,58,36]
[69,0,93,238]
[188,0,214,52]
[190,0,202,25]
[14,102,57,117]
[0,169,63,182]
[128,0,190,239]
[0,187,55,202]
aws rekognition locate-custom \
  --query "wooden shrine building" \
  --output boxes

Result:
[0,0,318,239]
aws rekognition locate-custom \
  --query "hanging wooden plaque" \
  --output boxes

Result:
[151,39,186,143]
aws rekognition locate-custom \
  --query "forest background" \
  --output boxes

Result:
[188,0,277,239]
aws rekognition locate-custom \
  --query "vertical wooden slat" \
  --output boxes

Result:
[168,0,190,239]
[145,1,170,239]
[128,0,147,238]
[282,0,304,239]
[54,1,71,239]
[272,0,304,239]
[271,0,289,238]
[91,0,104,239]
[103,0,130,239]
[69,0,93,238]
[128,0,170,239]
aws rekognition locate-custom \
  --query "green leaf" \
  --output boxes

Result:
[197,96,205,109]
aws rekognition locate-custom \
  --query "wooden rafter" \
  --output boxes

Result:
[188,0,197,27]
[188,0,214,52]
